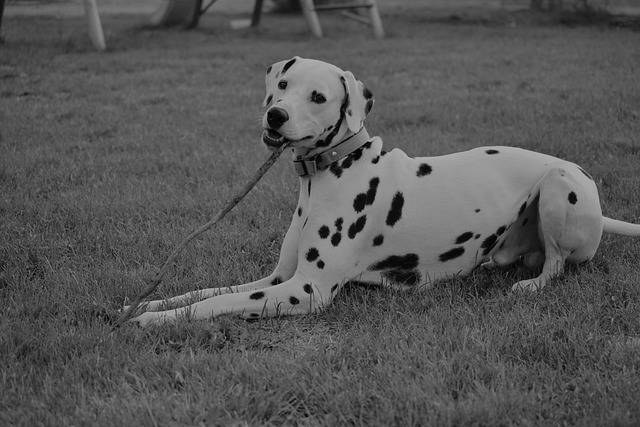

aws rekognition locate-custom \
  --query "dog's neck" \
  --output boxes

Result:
[291,127,370,177]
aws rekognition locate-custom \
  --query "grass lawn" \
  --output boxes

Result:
[1,5,640,426]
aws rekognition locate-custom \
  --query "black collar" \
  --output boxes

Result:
[292,128,370,177]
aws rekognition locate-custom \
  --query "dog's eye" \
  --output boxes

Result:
[311,91,326,104]
[278,80,287,90]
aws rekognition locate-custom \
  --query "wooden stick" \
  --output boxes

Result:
[113,142,290,329]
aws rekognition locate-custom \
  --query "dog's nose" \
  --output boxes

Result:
[267,107,289,129]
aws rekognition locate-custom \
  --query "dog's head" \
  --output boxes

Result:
[261,56,374,154]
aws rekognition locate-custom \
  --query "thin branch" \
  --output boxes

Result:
[113,142,290,329]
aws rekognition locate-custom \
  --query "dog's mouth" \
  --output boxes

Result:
[262,129,315,149]
[262,129,288,148]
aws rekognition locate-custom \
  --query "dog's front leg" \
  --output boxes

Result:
[124,219,302,313]
[130,272,338,327]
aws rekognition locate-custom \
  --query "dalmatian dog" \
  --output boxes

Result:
[129,56,640,327]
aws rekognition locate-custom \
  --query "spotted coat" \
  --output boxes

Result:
[129,57,640,328]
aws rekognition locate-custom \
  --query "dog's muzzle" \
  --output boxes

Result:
[263,107,290,148]
[266,107,289,129]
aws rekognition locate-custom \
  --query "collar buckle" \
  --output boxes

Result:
[293,158,318,176]
[293,128,370,177]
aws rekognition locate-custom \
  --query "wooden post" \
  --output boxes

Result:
[0,0,6,41]
[251,0,264,27]
[185,0,203,29]
[299,0,323,38]
[83,0,106,50]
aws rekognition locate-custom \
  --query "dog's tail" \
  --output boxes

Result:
[602,217,640,237]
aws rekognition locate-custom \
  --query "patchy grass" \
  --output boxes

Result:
[1,7,640,426]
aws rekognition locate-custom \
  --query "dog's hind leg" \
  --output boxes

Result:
[512,166,603,291]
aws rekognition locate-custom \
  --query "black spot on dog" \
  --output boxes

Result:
[265,94,273,105]
[317,260,325,269]
[342,156,353,169]
[373,234,384,246]
[266,65,272,74]
[303,218,308,229]
[282,58,297,75]
[486,149,500,155]
[481,234,498,256]
[372,156,380,164]
[303,284,313,294]
[363,140,373,150]
[297,207,303,217]
[417,163,433,177]
[350,147,364,162]
[319,115,344,150]
[318,225,330,239]
[315,138,331,148]
[329,162,344,178]
[348,215,367,239]
[249,291,265,300]
[496,226,506,236]
[308,180,312,197]
[249,313,260,318]
[270,277,283,286]
[439,247,465,262]
[331,233,342,247]
[289,296,300,305]
[338,146,367,173]
[475,234,481,239]
[335,218,344,231]
[455,232,474,244]
[306,248,320,262]
[578,167,593,181]
[369,254,421,285]
[475,208,481,213]
[518,202,527,217]
[369,254,419,271]
[386,192,404,227]
[353,177,380,213]
[568,192,578,205]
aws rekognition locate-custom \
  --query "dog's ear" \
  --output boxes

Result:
[341,71,375,132]
[263,56,301,107]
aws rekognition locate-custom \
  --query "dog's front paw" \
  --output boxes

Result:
[129,311,174,328]
[481,260,497,269]
[123,300,160,314]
